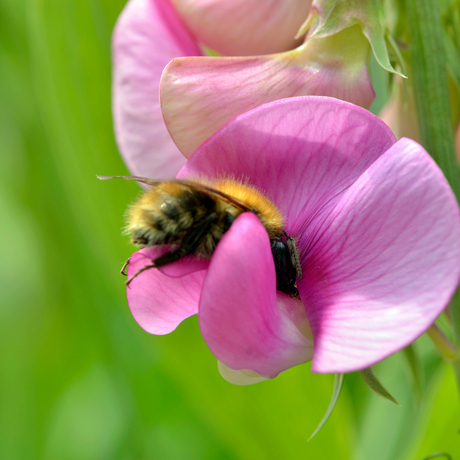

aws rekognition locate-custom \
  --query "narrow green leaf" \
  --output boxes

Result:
[405,0,460,397]
[308,373,344,442]
[359,367,400,405]
[363,27,406,78]
[405,0,460,197]
[402,344,423,401]
[386,32,407,77]
[444,30,460,90]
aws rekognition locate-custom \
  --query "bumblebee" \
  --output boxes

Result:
[98,175,302,297]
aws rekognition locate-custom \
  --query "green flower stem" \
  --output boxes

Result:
[453,357,460,397]
[426,324,458,362]
[426,324,460,395]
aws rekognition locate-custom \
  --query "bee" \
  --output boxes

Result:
[98,175,302,297]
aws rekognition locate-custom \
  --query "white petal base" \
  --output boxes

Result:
[218,361,269,385]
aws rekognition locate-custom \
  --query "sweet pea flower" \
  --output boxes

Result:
[124,96,460,384]
[113,0,374,177]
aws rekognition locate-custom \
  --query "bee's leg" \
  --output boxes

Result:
[284,234,302,279]
[126,264,155,287]
[120,257,131,276]
[126,214,217,286]
[152,213,218,267]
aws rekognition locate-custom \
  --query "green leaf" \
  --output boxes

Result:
[359,367,400,405]
[405,0,460,195]
[308,373,344,442]
[402,344,423,401]
[405,0,460,396]
[444,30,460,91]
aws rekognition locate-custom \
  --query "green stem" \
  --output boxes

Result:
[452,358,460,397]
[426,324,458,361]
[427,324,460,396]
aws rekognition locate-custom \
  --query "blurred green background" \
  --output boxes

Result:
[0,0,459,458]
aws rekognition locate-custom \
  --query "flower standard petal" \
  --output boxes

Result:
[113,0,202,178]
[127,247,204,334]
[161,26,374,157]
[298,138,460,373]
[170,0,311,56]
[199,213,313,379]
[178,96,395,239]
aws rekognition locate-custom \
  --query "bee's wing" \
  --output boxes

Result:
[188,182,256,213]
[96,175,256,213]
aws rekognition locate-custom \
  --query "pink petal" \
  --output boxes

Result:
[162,25,374,157]
[199,213,313,379]
[157,255,210,277]
[298,138,460,373]
[127,247,204,334]
[178,96,395,239]
[113,0,202,178]
[170,0,311,56]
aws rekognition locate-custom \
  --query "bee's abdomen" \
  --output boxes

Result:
[128,186,225,254]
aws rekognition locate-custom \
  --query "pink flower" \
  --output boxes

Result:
[113,0,374,178]
[124,96,460,384]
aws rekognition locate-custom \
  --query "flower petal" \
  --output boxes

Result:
[379,78,420,141]
[127,247,204,334]
[199,213,313,378]
[179,96,395,238]
[113,0,202,177]
[170,0,311,56]
[157,255,211,277]
[217,361,269,385]
[298,138,460,373]
[162,26,374,157]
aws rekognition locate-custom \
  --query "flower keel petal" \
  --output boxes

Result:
[199,213,313,378]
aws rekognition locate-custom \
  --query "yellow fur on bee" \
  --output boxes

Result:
[210,178,284,239]
[125,177,285,252]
